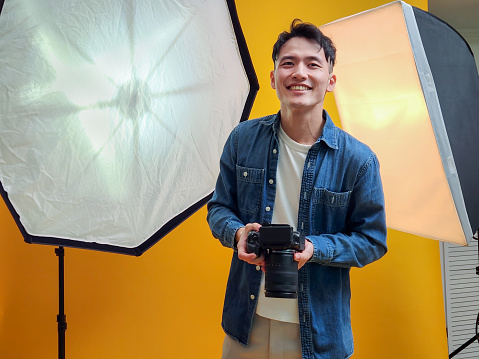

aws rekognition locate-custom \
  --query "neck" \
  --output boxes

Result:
[279,106,325,145]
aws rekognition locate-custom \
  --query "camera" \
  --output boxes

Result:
[246,224,305,299]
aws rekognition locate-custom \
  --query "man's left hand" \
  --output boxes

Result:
[294,239,314,269]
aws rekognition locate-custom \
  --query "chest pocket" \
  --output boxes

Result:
[312,188,351,234]
[236,165,264,215]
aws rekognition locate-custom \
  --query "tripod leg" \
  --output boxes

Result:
[449,334,479,358]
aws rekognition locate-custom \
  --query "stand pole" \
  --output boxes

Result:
[55,247,67,359]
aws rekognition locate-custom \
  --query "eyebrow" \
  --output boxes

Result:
[278,55,324,64]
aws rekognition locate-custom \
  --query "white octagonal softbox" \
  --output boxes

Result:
[0,0,258,255]
[321,1,479,245]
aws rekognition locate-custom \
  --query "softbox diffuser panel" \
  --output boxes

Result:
[411,6,479,244]
[0,0,258,255]
[321,1,479,245]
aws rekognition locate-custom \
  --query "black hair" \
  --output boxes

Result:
[272,19,336,69]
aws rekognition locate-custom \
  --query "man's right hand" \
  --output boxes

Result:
[236,223,264,266]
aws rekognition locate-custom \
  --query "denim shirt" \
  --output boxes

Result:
[207,111,387,359]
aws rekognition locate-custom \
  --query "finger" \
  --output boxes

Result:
[294,251,311,269]
[239,253,265,267]
[243,222,262,236]
[238,251,258,262]
[294,252,305,262]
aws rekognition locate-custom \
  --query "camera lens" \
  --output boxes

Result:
[264,249,298,298]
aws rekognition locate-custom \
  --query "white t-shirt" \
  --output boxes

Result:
[255,125,311,323]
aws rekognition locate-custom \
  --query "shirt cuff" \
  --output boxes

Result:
[307,235,333,264]
[224,220,244,250]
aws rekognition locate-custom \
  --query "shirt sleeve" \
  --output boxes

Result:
[207,126,244,249]
[306,153,388,268]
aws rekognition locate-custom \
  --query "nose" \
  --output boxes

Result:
[292,63,307,79]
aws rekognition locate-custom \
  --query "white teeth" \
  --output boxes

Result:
[289,85,310,91]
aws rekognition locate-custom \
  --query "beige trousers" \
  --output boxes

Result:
[221,314,302,359]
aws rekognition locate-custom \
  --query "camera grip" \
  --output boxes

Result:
[246,231,261,257]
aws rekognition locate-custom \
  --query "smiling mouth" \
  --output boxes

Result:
[288,85,311,91]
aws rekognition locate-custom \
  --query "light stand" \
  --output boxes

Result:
[55,247,67,359]
[0,1,258,357]
[449,231,479,358]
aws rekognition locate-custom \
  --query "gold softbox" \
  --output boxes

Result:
[321,1,479,245]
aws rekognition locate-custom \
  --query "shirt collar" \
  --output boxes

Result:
[318,110,339,150]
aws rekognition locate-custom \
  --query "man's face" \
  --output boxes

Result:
[271,37,336,112]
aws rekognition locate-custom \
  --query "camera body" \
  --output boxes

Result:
[246,224,305,299]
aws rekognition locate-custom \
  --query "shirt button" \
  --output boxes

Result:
[265,206,271,212]
[250,295,255,300]
[256,265,261,271]
[269,179,274,184]
[243,171,248,177]
[273,149,277,154]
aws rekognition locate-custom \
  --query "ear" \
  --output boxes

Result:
[327,73,336,92]
[270,70,276,90]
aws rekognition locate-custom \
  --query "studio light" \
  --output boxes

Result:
[0,0,258,255]
[321,1,479,245]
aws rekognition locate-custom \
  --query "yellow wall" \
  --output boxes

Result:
[0,1,450,358]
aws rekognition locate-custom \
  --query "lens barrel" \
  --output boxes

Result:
[264,249,298,298]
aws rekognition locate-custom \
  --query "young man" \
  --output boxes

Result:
[207,19,387,359]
